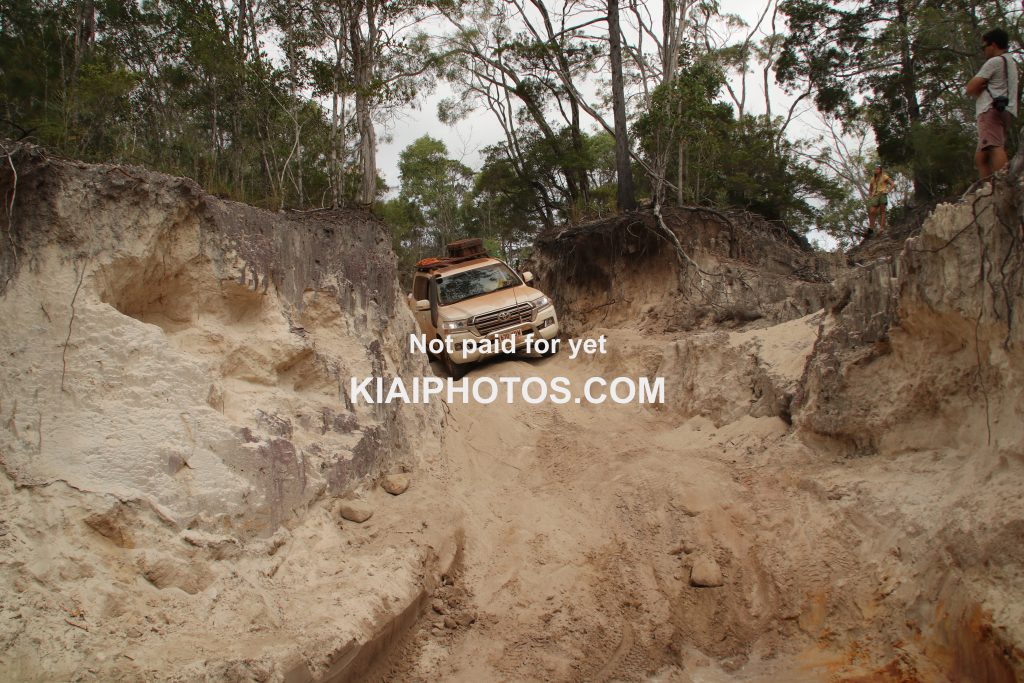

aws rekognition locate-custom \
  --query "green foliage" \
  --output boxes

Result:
[383,128,616,271]
[5,0,1008,249]
[904,119,977,199]
[0,0,433,209]
[778,0,1018,201]
[635,64,843,232]
[467,127,623,230]
[721,117,844,229]
[382,135,475,270]
[379,195,423,274]
[397,135,474,249]
[470,146,542,242]
[383,135,526,272]
[815,192,869,249]
[634,62,732,203]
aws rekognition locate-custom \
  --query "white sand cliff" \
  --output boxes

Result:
[2,144,1023,681]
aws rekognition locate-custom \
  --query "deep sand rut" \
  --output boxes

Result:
[381,324,973,682]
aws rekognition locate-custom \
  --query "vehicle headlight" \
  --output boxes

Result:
[442,319,469,331]
[532,296,551,310]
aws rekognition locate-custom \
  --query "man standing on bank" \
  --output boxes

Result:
[867,165,895,234]
[967,28,1019,179]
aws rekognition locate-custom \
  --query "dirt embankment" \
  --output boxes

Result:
[0,144,458,681]
[389,187,1024,681]
[3,143,1024,683]
[529,207,838,335]
[791,181,1024,680]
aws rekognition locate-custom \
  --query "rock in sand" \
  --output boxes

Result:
[382,473,410,495]
[338,500,374,523]
[689,554,723,587]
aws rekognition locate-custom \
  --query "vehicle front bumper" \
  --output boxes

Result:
[444,305,560,365]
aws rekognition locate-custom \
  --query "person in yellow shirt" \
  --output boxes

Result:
[866,165,895,234]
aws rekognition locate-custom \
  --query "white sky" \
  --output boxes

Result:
[371,0,840,249]
[376,0,816,189]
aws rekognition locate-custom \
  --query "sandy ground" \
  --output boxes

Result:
[5,149,1022,682]
[3,299,1018,681]
[376,323,1020,682]
[0,459,465,682]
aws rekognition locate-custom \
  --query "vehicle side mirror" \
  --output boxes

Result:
[415,299,431,312]
[522,271,534,284]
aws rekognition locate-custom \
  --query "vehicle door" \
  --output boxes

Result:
[410,274,433,337]
[423,277,440,339]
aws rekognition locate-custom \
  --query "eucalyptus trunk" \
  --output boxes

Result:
[608,0,636,211]
[351,0,378,206]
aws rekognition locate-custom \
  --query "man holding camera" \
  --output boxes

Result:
[967,29,1018,179]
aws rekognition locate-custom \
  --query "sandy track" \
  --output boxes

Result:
[380,331,928,682]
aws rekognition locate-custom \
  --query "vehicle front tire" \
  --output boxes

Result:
[442,348,468,379]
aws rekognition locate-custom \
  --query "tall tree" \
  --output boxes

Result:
[439,0,599,214]
[605,0,723,205]
[308,0,356,207]
[442,0,651,216]
[343,0,440,205]
[607,0,636,210]
[776,0,1017,201]
[396,135,473,249]
[349,0,378,204]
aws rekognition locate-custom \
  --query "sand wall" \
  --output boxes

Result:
[0,143,454,681]
[0,144,440,534]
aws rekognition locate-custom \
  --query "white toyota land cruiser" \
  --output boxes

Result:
[408,239,560,377]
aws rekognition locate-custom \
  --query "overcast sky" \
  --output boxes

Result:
[371,0,843,249]
[375,0,814,191]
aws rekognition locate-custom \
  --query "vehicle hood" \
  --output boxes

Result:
[439,285,544,320]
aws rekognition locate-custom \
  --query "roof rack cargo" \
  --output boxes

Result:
[446,238,486,259]
[415,239,490,272]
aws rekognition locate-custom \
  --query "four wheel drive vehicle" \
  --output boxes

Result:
[408,239,560,378]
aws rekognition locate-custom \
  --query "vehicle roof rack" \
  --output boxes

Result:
[446,238,487,259]
[414,255,485,272]
[415,239,490,272]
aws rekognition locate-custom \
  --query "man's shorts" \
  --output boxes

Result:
[866,194,887,208]
[977,107,1013,151]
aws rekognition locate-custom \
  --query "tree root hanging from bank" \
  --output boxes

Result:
[1,141,20,290]
[61,259,88,393]
[648,201,762,316]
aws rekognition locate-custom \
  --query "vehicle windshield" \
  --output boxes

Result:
[437,263,521,305]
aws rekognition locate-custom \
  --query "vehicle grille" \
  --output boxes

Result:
[472,302,535,336]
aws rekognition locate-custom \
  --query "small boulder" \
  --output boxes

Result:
[689,555,723,587]
[443,616,458,629]
[338,500,374,523]
[431,599,446,615]
[382,474,410,496]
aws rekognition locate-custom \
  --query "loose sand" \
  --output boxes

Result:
[384,323,1022,682]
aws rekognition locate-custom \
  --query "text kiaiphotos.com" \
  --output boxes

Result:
[349,375,665,405]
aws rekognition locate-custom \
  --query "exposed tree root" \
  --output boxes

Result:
[61,260,88,393]
[1,140,20,289]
